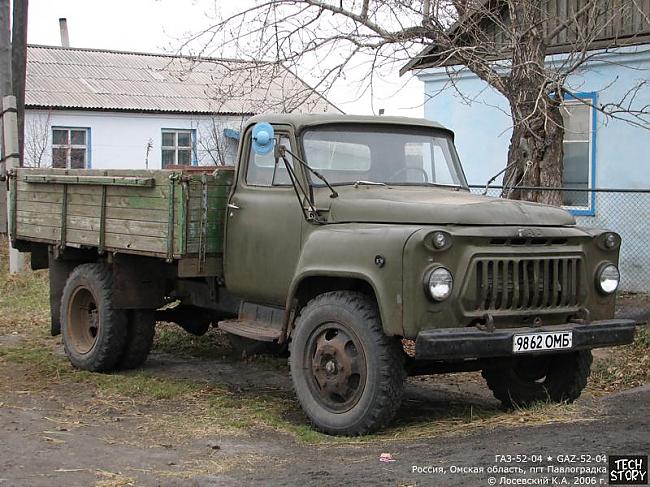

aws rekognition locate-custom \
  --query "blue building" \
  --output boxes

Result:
[404,5,650,292]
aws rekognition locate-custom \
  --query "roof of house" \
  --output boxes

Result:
[402,0,650,73]
[26,45,340,115]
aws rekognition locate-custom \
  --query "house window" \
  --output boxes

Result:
[560,96,594,211]
[52,128,89,169]
[162,129,194,167]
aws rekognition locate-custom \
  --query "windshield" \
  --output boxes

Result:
[301,125,467,187]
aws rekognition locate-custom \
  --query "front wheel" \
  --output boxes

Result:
[289,291,405,436]
[482,350,593,409]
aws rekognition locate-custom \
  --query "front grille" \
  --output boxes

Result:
[473,256,582,311]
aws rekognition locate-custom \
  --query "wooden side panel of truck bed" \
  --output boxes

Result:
[10,168,233,276]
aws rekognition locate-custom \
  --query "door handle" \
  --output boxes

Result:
[227,203,240,210]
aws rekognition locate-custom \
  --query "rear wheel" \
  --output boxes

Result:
[61,263,127,372]
[482,351,593,408]
[289,291,405,436]
[118,310,156,370]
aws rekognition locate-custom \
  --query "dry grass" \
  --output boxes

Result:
[588,325,650,396]
[94,471,136,487]
[0,240,49,335]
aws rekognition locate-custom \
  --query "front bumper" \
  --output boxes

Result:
[415,319,637,360]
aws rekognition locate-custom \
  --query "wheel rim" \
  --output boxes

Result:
[304,321,367,413]
[66,286,100,355]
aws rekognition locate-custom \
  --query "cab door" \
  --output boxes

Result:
[224,126,304,305]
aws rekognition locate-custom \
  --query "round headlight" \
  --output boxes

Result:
[425,266,453,301]
[596,264,620,295]
[432,232,448,249]
[604,233,618,249]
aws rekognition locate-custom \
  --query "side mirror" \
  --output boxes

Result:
[251,122,275,155]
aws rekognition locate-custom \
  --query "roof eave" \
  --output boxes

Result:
[405,34,650,73]
[400,44,438,75]
[25,104,257,117]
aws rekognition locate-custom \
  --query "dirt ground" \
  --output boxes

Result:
[0,293,648,486]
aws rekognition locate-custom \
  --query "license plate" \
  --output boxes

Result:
[512,331,573,353]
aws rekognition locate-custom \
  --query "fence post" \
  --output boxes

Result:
[2,95,26,273]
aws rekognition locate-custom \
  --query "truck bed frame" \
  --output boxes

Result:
[9,167,233,277]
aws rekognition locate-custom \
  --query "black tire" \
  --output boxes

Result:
[228,333,278,358]
[482,350,593,409]
[118,310,156,370]
[289,291,405,436]
[61,263,127,372]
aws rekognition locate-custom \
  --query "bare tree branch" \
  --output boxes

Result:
[179,0,650,205]
[24,110,51,168]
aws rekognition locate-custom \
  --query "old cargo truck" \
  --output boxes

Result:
[6,114,636,435]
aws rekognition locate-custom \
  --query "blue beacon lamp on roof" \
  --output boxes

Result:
[252,122,275,155]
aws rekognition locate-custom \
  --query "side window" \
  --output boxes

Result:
[246,135,294,186]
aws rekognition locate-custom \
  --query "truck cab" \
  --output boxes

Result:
[8,113,636,436]
[220,114,634,434]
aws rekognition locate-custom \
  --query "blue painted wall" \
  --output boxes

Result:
[419,46,650,188]
[418,46,650,291]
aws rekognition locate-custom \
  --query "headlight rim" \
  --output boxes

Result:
[595,262,620,295]
[423,265,454,302]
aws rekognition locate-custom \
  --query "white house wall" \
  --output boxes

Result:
[24,109,248,169]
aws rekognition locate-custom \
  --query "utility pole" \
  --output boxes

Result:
[12,0,27,163]
[0,0,9,100]
[1,0,27,273]
[0,0,10,234]
[3,95,26,274]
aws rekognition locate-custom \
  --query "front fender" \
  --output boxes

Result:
[288,223,421,336]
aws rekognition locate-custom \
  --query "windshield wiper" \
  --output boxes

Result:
[391,181,462,190]
[272,144,338,225]
[353,180,386,188]
[423,182,462,190]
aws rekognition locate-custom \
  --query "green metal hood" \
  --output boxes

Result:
[327,186,576,226]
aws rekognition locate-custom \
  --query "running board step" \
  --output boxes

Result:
[217,319,282,342]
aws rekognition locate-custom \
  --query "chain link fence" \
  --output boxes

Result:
[469,186,650,293]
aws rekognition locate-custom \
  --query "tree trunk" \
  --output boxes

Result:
[502,97,565,206]
[501,0,564,207]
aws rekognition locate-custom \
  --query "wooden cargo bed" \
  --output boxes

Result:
[9,168,234,276]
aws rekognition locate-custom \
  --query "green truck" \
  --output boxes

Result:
[7,114,636,435]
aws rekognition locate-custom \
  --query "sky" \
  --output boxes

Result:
[25,0,424,117]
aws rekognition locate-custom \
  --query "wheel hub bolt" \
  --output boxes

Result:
[325,360,337,374]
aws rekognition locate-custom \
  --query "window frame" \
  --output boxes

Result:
[51,126,92,169]
[244,130,297,188]
[161,128,197,168]
[560,92,597,216]
[299,124,468,188]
